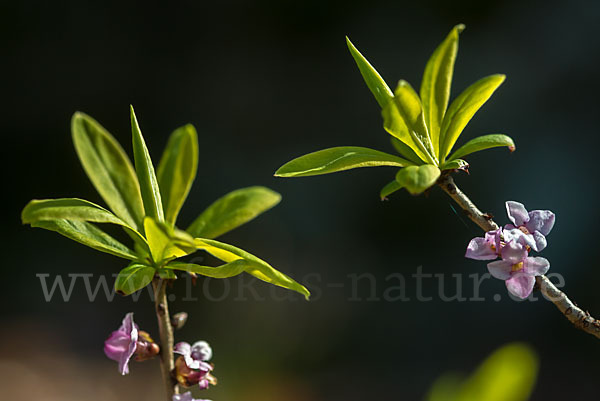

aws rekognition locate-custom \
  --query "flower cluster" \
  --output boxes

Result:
[466,201,555,299]
[174,341,217,390]
[104,313,160,375]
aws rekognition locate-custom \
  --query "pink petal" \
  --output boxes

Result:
[531,231,547,252]
[505,201,529,227]
[526,210,555,236]
[104,331,130,361]
[191,341,213,362]
[503,227,536,250]
[174,342,191,357]
[487,260,513,280]
[524,257,550,276]
[500,241,527,264]
[465,237,497,260]
[506,274,536,299]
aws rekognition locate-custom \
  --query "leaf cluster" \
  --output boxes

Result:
[276,25,515,196]
[22,107,309,299]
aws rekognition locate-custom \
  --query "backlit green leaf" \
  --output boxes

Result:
[383,81,436,164]
[23,198,126,226]
[275,146,413,177]
[187,186,281,239]
[157,124,198,225]
[130,105,164,221]
[380,180,403,200]
[446,134,515,161]
[390,137,424,165]
[420,24,464,157]
[441,159,469,171]
[144,217,195,265]
[31,219,138,260]
[395,165,440,195]
[167,259,252,279]
[194,238,310,299]
[115,263,155,295]
[71,112,145,231]
[440,75,506,160]
[346,36,394,108]
[22,198,148,249]
[455,343,538,401]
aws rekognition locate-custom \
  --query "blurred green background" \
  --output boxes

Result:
[2,0,600,399]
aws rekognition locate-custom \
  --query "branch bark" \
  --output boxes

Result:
[437,173,600,340]
[153,278,178,399]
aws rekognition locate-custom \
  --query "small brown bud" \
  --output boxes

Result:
[172,312,188,330]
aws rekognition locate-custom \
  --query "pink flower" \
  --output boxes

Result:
[104,313,138,375]
[487,241,550,298]
[505,201,555,251]
[174,341,216,390]
[465,201,554,299]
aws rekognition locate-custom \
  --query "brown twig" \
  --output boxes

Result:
[438,173,600,340]
[153,278,179,399]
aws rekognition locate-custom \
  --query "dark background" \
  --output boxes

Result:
[2,0,600,399]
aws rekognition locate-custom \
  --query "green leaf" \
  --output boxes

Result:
[194,238,310,299]
[22,198,148,249]
[420,24,464,157]
[346,36,394,108]
[441,159,469,171]
[167,259,252,279]
[130,105,164,222]
[380,180,403,200]
[439,75,506,161]
[455,343,538,401]
[158,268,177,280]
[187,186,281,239]
[23,198,126,226]
[275,146,414,178]
[383,81,436,165]
[31,219,138,260]
[144,217,195,265]
[390,137,424,165]
[446,134,515,161]
[395,165,440,195]
[71,112,145,231]
[115,263,156,295]
[157,124,199,225]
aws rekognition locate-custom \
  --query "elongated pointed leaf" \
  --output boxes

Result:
[157,124,198,225]
[380,180,403,200]
[130,106,164,221]
[167,259,252,279]
[275,146,413,178]
[23,198,126,226]
[31,219,137,260]
[390,137,424,165]
[346,37,394,108]
[194,238,310,299]
[440,159,469,171]
[71,112,145,231]
[383,81,436,164]
[22,198,148,249]
[395,165,440,195]
[144,217,195,264]
[187,186,281,239]
[420,24,464,156]
[440,75,506,160]
[115,263,156,295]
[446,134,515,161]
